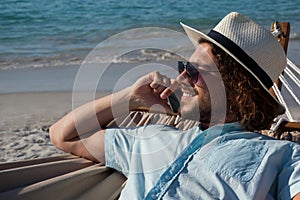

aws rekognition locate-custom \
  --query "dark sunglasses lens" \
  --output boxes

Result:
[178,61,184,73]
[186,62,199,83]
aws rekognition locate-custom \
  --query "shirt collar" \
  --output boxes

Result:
[202,122,244,145]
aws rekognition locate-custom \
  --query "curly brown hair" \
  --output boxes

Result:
[200,39,279,131]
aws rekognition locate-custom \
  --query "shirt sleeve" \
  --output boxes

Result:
[104,127,138,177]
[104,125,202,177]
[278,143,300,199]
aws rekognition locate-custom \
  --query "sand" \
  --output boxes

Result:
[0,92,102,163]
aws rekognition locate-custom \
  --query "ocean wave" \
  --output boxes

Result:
[111,49,183,64]
[0,48,186,70]
[290,32,300,40]
[0,55,83,70]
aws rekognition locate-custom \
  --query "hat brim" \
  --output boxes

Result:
[180,22,285,115]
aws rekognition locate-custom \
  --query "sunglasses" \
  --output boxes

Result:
[178,61,200,85]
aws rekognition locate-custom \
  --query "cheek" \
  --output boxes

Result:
[205,79,226,105]
[202,74,225,100]
[180,96,198,113]
[197,90,211,109]
[179,90,211,121]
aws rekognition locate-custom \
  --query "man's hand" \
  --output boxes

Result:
[129,71,179,115]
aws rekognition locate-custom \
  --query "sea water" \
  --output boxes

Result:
[1,0,300,70]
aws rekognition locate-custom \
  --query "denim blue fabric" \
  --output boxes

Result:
[105,123,300,200]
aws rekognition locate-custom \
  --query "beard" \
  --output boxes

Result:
[179,97,212,129]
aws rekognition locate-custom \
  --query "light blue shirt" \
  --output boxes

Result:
[105,123,300,199]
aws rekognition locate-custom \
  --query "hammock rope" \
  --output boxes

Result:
[279,74,300,105]
[271,58,300,123]
[288,58,300,77]
[272,83,294,121]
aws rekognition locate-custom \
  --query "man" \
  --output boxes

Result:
[50,12,300,199]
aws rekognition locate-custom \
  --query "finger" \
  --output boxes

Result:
[163,76,171,87]
[154,75,172,93]
[160,79,179,99]
[150,72,172,93]
[149,71,162,89]
[153,85,166,94]
[176,70,188,83]
[150,71,172,89]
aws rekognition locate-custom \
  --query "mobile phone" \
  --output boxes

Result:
[167,93,180,113]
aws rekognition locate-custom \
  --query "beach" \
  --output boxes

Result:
[0,91,115,163]
[1,0,300,163]
[0,92,71,162]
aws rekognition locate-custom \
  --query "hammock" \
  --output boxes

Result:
[267,22,300,136]
[0,22,299,200]
[273,58,300,122]
[267,57,300,142]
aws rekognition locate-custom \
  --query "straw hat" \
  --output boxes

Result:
[180,12,286,115]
